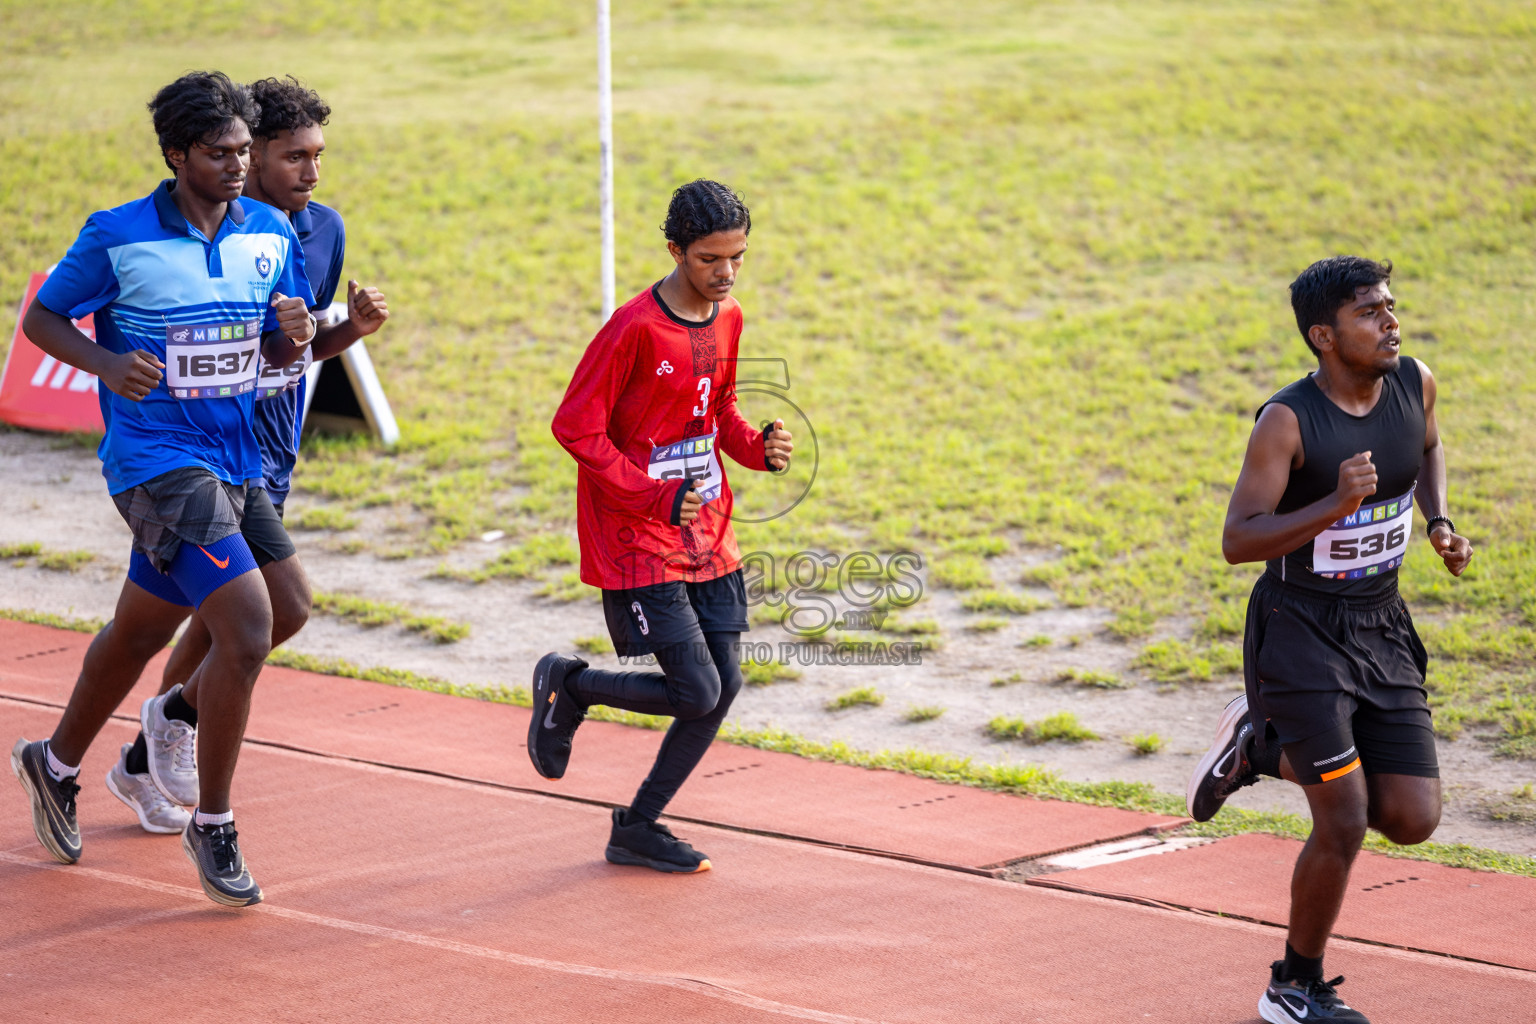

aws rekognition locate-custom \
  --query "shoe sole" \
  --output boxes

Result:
[1186,693,1249,820]
[105,766,187,835]
[1257,993,1298,1024]
[527,653,563,780]
[11,740,78,865]
[141,696,197,807]
[181,828,263,908]
[605,844,711,874]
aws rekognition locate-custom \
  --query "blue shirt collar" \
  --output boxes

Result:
[290,202,313,236]
[152,179,246,238]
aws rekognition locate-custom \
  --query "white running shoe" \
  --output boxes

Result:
[105,743,191,834]
[140,686,199,806]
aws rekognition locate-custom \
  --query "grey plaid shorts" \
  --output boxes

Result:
[111,467,247,572]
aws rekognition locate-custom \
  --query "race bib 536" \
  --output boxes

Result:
[165,320,261,400]
[1311,486,1414,580]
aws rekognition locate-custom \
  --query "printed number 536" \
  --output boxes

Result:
[1331,525,1405,561]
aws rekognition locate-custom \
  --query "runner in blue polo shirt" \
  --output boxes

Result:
[124,77,389,831]
[9,72,316,908]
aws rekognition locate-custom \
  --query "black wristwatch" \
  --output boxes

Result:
[1425,515,1455,538]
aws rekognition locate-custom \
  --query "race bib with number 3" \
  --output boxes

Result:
[648,432,723,504]
[165,319,261,400]
[1311,486,1414,580]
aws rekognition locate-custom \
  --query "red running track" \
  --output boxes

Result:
[1031,831,1536,972]
[3,620,1534,1022]
[0,618,1184,871]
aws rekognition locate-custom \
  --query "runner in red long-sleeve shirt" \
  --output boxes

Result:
[532,180,794,873]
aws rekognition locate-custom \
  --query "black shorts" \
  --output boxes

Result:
[1283,710,1439,785]
[1244,571,1437,779]
[602,570,749,658]
[242,487,296,568]
[112,466,246,572]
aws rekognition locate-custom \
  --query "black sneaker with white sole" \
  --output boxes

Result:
[1186,693,1262,821]
[11,738,82,864]
[1258,962,1370,1023]
[183,819,263,907]
[528,652,589,780]
[605,808,711,874]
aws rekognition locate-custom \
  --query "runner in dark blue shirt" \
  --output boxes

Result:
[129,78,389,829]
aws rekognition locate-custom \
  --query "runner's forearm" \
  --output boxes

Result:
[310,317,362,362]
[261,329,308,369]
[1416,438,1450,524]
[716,403,771,471]
[1223,495,1355,565]
[22,300,114,377]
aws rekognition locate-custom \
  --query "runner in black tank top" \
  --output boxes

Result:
[1184,257,1473,1024]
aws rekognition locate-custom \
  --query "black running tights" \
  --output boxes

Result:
[568,632,743,822]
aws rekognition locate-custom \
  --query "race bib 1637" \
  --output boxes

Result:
[165,319,261,400]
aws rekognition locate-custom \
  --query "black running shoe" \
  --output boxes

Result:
[605,808,711,874]
[11,738,82,864]
[182,819,262,907]
[528,652,589,780]
[1258,962,1370,1023]
[1186,693,1262,821]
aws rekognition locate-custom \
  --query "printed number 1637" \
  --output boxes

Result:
[178,350,254,378]
[1331,525,1405,561]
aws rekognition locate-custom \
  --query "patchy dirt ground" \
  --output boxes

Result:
[2,428,1531,855]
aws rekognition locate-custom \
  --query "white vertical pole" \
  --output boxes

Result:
[597,0,616,320]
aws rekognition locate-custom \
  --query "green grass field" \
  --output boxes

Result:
[2,1,1533,749]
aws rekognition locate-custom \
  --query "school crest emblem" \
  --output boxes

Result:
[255,252,272,279]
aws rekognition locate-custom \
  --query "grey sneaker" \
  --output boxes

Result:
[11,737,82,864]
[106,743,191,834]
[141,686,198,806]
[183,819,262,907]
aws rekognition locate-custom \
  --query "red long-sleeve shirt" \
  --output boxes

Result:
[552,284,769,590]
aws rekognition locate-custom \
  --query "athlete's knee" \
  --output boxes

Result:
[261,556,311,646]
[269,590,310,646]
[1310,810,1369,855]
[667,663,722,720]
[104,620,175,663]
[1373,802,1440,846]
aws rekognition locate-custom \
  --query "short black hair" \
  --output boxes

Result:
[147,71,258,173]
[662,179,751,253]
[248,76,331,141]
[1289,256,1394,356]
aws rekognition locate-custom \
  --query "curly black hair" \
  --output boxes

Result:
[147,71,258,173]
[1289,256,1394,356]
[248,76,331,141]
[662,179,751,253]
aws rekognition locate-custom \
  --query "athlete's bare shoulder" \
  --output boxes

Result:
[1250,401,1304,471]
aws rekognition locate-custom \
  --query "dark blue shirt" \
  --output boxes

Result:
[251,200,346,506]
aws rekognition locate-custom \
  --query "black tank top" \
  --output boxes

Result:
[1260,358,1424,598]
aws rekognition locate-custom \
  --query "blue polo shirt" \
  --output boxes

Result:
[252,199,345,506]
[36,180,313,494]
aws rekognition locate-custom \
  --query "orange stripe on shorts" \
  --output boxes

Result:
[1320,757,1362,783]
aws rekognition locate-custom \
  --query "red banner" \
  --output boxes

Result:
[0,272,106,433]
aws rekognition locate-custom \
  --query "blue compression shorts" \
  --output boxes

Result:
[126,533,257,609]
